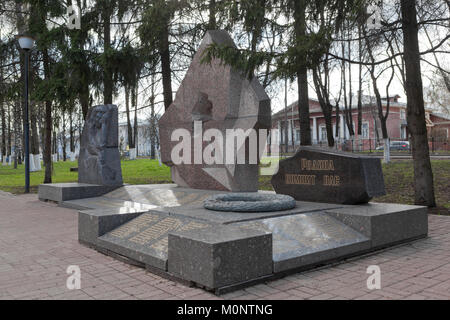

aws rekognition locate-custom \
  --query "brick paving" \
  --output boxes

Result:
[1,192,450,300]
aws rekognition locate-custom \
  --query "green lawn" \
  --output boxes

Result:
[0,159,171,194]
[1,158,449,213]
[374,160,450,211]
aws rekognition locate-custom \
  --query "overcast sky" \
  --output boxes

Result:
[1,2,448,120]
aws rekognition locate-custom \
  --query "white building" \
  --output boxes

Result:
[56,120,159,159]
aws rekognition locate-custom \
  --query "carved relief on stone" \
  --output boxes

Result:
[78,104,123,186]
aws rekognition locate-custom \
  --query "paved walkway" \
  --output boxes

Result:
[1,192,449,300]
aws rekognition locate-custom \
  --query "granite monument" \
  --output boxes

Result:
[71,31,427,295]
[159,30,271,192]
[78,104,123,186]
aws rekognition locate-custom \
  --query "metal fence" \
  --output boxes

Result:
[279,136,450,154]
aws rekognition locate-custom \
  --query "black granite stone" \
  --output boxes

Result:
[326,202,428,248]
[38,183,120,203]
[168,225,272,289]
[78,104,123,186]
[271,146,386,204]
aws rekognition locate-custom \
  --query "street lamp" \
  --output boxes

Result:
[16,34,35,193]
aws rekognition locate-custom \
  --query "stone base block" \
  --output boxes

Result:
[78,207,149,247]
[233,212,371,273]
[168,225,272,289]
[38,183,120,202]
[326,202,428,248]
[74,184,429,293]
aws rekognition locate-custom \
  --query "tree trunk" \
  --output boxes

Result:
[160,23,173,110]
[208,0,217,30]
[312,68,334,147]
[133,85,138,155]
[62,112,67,161]
[342,45,354,139]
[30,103,40,155]
[125,86,134,148]
[284,79,289,153]
[335,103,340,140]
[30,60,39,156]
[324,111,334,147]
[13,97,22,168]
[80,84,90,120]
[0,67,6,161]
[74,0,90,120]
[7,103,11,157]
[43,48,52,183]
[357,26,363,136]
[294,0,311,146]
[400,0,435,207]
[69,112,74,153]
[52,128,57,158]
[102,6,113,105]
[150,75,156,159]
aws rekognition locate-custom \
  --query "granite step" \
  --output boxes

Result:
[233,212,371,273]
[96,211,214,271]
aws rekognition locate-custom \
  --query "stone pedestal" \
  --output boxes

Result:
[74,184,427,293]
[168,225,272,289]
[38,183,119,203]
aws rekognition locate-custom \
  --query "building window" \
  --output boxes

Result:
[400,110,406,120]
[295,129,300,142]
[401,126,407,139]
[320,126,327,142]
[362,122,369,139]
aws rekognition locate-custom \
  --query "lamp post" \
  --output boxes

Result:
[16,34,35,193]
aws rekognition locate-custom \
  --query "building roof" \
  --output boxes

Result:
[272,96,407,120]
[431,112,450,121]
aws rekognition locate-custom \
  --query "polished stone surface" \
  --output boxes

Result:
[79,206,151,247]
[158,30,271,192]
[74,184,428,292]
[234,212,371,272]
[63,197,161,211]
[78,104,123,186]
[97,212,213,270]
[168,225,272,289]
[326,202,428,248]
[271,146,386,204]
[166,200,342,224]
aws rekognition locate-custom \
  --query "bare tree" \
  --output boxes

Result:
[400,0,435,207]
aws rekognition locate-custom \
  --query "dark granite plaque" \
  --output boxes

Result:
[97,212,212,270]
[271,146,386,204]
